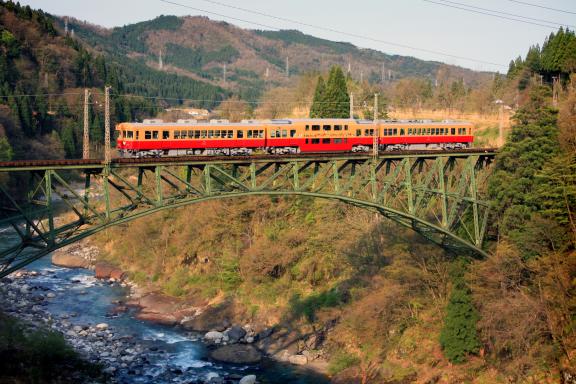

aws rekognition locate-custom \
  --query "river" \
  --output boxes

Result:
[0,226,330,384]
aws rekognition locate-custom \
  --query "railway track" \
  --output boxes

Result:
[0,148,497,169]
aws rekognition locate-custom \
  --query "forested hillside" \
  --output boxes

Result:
[62,15,491,102]
[0,1,226,161]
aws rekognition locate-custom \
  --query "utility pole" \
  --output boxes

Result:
[83,89,90,159]
[158,49,163,71]
[495,99,504,147]
[349,93,354,119]
[104,86,111,164]
[373,93,379,159]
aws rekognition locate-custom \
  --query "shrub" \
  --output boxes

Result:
[328,351,360,375]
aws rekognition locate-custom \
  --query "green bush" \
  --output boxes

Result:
[290,288,346,322]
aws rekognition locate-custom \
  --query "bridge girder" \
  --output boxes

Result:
[0,152,495,277]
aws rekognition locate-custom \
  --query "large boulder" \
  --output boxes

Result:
[94,262,124,280]
[225,325,247,343]
[136,312,178,326]
[52,252,90,269]
[210,344,262,364]
[239,375,257,384]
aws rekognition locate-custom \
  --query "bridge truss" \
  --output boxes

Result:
[0,150,496,277]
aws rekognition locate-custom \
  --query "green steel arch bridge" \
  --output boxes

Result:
[0,149,496,278]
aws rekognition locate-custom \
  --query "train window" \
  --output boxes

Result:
[127,131,133,139]
[345,125,348,130]
[152,131,159,139]
[270,130,275,138]
[451,128,455,135]
[217,130,223,138]
[228,130,233,138]
[323,125,331,131]
[322,138,330,144]
[408,128,413,135]
[181,131,187,139]
[193,131,199,139]
[364,129,374,136]
[311,139,320,144]
[436,128,441,135]
[276,130,281,137]
[247,130,253,138]
[356,129,361,137]
[305,125,310,131]
[312,125,320,131]
[259,130,264,138]
[400,128,405,136]
[237,130,244,139]
[334,125,342,131]
[383,129,387,136]
[282,130,287,138]
[136,131,139,139]
[174,130,180,139]
[207,130,213,138]
[200,130,205,138]
[290,129,296,137]
[334,138,342,144]
[162,131,169,139]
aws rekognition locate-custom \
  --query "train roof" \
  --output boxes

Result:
[118,118,473,127]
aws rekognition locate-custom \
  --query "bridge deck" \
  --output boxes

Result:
[0,148,497,171]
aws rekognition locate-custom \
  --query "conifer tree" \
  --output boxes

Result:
[309,76,325,118]
[323,66,350,118]
[439,259,480,364]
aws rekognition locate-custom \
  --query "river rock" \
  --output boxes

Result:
[46,292,56,298]
[210,344,262,364]
[136,312,178,326]
[239,375,257,384]
[289,354,308,365]
[225,325,246,343]
[52,251,90,269]
[204,331,224,343]
[95,323,109,330]
[205,372,220,381]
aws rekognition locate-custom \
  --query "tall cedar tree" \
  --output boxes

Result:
[439,260,480,363]
[309,76,326,118]
[322,66,350,118]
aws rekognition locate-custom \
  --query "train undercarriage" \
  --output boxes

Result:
[119,143,470,158]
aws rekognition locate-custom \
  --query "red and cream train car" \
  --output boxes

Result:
[115,118,473,157]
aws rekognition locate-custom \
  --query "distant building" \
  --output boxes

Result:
[165,108,210,120]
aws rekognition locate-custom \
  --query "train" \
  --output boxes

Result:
[115,118,474,158]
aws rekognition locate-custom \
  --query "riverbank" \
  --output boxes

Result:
[52,240,331,375]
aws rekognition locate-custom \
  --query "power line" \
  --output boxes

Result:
[505,0,576,15]
[434,0,574,28]
[159,0,507,69]
[0,92,84,99]
[423,0,560,29]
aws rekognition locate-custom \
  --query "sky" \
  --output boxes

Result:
[18,0,576,72]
